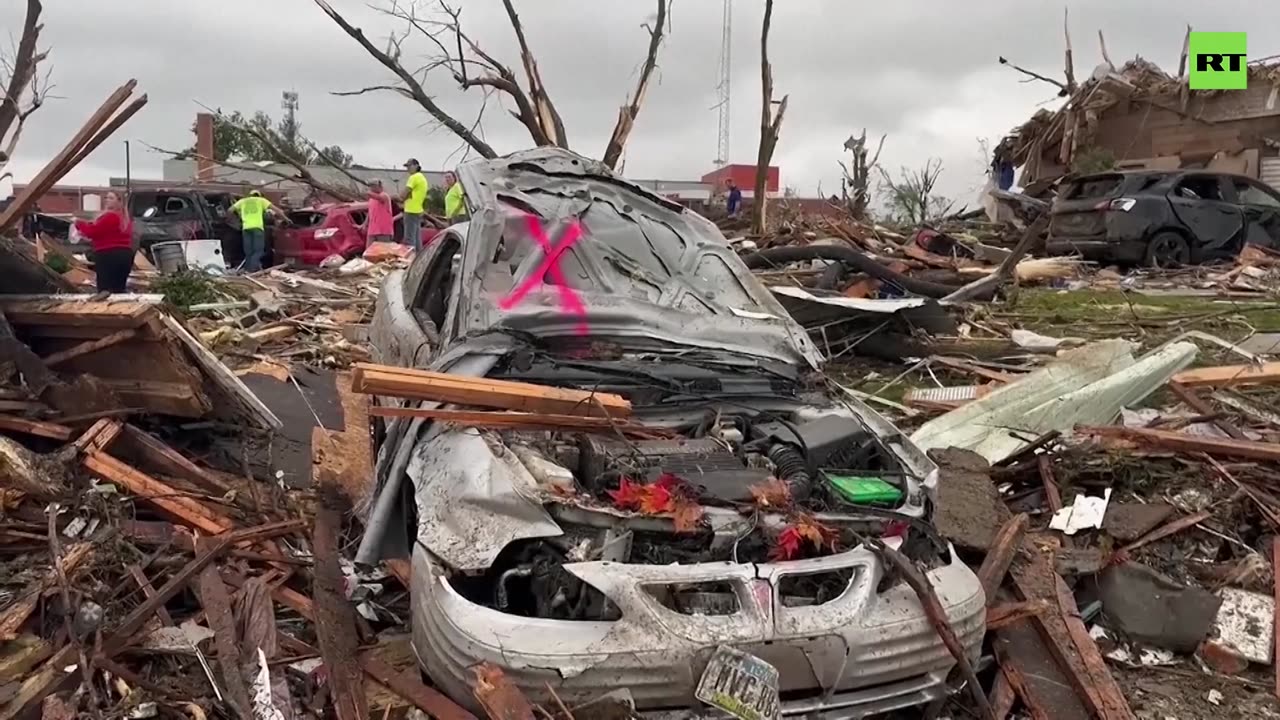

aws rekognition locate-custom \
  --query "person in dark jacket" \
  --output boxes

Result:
[74,191,134,293]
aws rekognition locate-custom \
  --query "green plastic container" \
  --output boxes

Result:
[826,474,903,507]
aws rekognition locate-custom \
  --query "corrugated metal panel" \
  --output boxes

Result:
[1261,157,1280,191]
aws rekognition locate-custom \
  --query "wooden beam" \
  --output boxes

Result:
[1081,424,1280,462]
[0,415,70,441]
[197,538,254,719]
[120,424,230,495]
[977,514,1029,602]
[83,451,234,535]
[351,363,632,417]
[1171,361,1280,388]
[1036,456,1063,513]
[40,328,138,367]
[0,298,153,329]
[1168,382,1246,440]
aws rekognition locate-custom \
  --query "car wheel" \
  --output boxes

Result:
[1145,231,1191,269]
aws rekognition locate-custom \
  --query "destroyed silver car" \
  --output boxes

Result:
[359,148,984,718]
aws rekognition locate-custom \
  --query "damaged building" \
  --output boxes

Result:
[1009,57,1280,191]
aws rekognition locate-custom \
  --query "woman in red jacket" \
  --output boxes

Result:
[74,191,135,293]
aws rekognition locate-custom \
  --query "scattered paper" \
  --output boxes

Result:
[1049,489,1112,535]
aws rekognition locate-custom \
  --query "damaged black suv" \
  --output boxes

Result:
[1046,169,1280,267]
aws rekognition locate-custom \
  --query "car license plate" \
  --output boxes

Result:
[695,645,781,720]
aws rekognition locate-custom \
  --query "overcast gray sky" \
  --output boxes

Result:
[3,0,1277,205]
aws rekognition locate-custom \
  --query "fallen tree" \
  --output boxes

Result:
[317,0,670,169]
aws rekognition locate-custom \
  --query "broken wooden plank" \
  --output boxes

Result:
[127,565,173,627]
[1036,455,1063,514]
[1010,548,1134,720]
[993,631,1058,720]
[0,298,154,329]
[1081,424,1280,462]
[470,664,536,720]
[197,538,254,719]
[988,600,1050,630]
[0,415,70,441]
[1118,510,1214,555]
[72,418,123,454]
[40,328,138,367]
[247,325,297,343]
[977,514,1029,602]
[930,355,1019,384]
[313,487,369,720]
[368,405,645,430]
[1171,361,1280,388]
[83,451,234,535]
[352,363,632,418]
[120,424,230,495]
[1168,381,1246,440]
[0,644,76,720]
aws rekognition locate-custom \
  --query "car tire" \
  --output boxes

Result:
[1145,231,1191,269]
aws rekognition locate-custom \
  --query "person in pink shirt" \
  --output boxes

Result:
[367,179,394,244]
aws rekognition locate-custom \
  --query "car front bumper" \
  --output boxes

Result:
[410,540,985,718]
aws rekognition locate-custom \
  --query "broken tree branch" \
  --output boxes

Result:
[1097,29,1114,70]
[752,0,788,235]
[500,0,568,147]
[856,532,995,720]
[314,0,497,159]
[1063,8,1077,93]
[602,0,670,169]
[997,56,1068,92]
[0,0,44,148]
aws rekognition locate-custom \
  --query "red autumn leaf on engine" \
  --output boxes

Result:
[608,477,675,515]
[749,477,792,509]
[769,515,840,561]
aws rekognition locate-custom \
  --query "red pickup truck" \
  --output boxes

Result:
[274,202,440,266]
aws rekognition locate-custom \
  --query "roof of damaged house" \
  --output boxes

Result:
[1005,56,1280,166]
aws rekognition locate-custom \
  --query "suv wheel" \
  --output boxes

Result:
[1145,231,1190,268]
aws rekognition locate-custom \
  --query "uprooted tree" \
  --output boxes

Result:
[0,0,50,181]
[840,130,886,219]
[315,0,670,169]
[751,0,788,235]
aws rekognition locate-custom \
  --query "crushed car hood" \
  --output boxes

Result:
[455,148,823,368]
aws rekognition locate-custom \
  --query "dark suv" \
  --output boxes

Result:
[1046,170,1280,267]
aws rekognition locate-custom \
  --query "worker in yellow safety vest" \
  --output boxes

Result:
[229,190,283,272]
[444,172,467,224]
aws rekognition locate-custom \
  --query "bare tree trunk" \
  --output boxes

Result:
[751,0,788,236]
[1062,8,1077,93]
[602,0,670,169]
[314,0,498,159]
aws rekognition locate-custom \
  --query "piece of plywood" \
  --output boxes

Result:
[352,363,632,418]
[0,298,154,328]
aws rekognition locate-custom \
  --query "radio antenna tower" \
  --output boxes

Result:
[713,0,732,165]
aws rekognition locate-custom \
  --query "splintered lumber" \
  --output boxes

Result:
[313,488,369,720]
[1118,510,1213,555]
[83,451,234,535]
[1010,548,1134,720]
[1172,361,1280,388]
[196,539,253,719]
[977,514,1029,602]
[351,363,632,418]
[0,298,154,329]
[368,405,644,431]
[0,415,70,441]
[1081,425,1280,462]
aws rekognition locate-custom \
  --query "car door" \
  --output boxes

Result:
[1167,174,1243,259]
[370,231,462,369]
[1226,177,1280,247]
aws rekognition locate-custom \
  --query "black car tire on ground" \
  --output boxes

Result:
[1145,231,1191,268]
